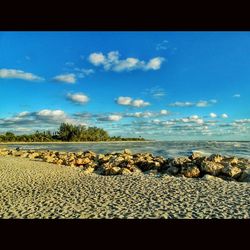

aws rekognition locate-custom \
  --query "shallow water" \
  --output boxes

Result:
[2,141,250,159]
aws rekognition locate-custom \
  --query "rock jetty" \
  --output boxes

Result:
[0,148,250,182]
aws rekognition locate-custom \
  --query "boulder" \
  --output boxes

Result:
[223,156,238,165]
[201,161,224,176]
[166,166,179,175]
[123,149,132,154]
[55,159,64,165]
[28,152,41,159]
[238,169,250,182]
[0,150,9,156]
[235,163,250,171]
[109,166,122,175]
[181,165,200,178]
[202,174,224,181]
[171,157,191,168]
[144,169,158,175]
[221,164,242,178]
[75,157,91,165]
[121,168,133,175]
[82,166,95,174]
[189,151,203,160]
[208,154,223,163]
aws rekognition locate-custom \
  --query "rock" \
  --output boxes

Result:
[121,168,133,175]
[238,169,250,182]
[223,156,238,165]
[181,165,200,178]
[235,162,250,171]
[75,157,91,165]
[20,153,29,158]
[55,159,64,165]
[166,166,179,175]
[96,154,105,160]
[221,164,242,178]
[123,149,132,154]
[145,169,158,175]
[0,150,9,156]
[171,157,191,168]
[208,154,223,163]
[201,161,224,176]
[202,174,224,181]
[218,175,237,182]
[82,167,95,174]
[189,151,203,160]
[28,152,40,159]
[109,166,121,175]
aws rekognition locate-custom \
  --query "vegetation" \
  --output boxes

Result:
[0,123,145,142]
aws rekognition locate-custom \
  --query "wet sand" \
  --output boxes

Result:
[0,156,249,219]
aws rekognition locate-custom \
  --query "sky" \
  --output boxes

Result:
[0,31,250,141]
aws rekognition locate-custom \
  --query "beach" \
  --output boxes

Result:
[0,155,249,219]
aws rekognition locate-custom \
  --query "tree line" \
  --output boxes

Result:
[0,123,145,142]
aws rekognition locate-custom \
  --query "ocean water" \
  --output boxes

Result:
[3,141,250,159]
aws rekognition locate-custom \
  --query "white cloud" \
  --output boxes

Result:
[67,93,89,104]
[169,101,193,107]
[53,73,76,84]
[132,99,150,107]
[88,51,165,72]
[196,100,209,107]
[116,96,133,106]
[221,114,228,119]
[210,113,217,118]
[38,109,65,119]
[160,109,169,115]
[125,110,170,118]
[116,96,150,108]
[88,52,106,66]
[233,94,241,98]
[169,99,217,108]
[0,69,44,81]
[0,109,85,132]
[98,115,122,122]
[235,119,250,124]
[145,57,165,70]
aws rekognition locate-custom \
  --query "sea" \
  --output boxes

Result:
[2,141,250,159]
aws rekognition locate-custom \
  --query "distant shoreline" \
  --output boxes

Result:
[0,140,250,145]
[0,141,153,145]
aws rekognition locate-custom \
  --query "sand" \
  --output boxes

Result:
[0,156,249,219]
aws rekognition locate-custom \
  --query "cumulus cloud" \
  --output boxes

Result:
[53,73,76,84]
[234,119,250,124]
[116,96,150,108]
[125,110,170,118]
[97,115,122,122]
[88,51,165,72]
[169,99,217,108]
[221,114,228,119]
[0,109,84,132]
[67,93,90,104]
[88,52,106,66]
[116,96,133,106]
[210,113,217,118]
[0,69,44,81]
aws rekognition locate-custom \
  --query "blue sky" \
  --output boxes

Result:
[0,31,250,140]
